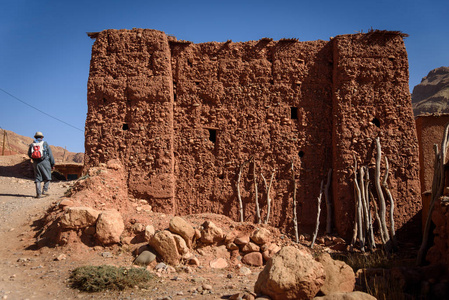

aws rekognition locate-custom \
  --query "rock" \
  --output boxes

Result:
[188,257,200,266]
[250,228,271,245]
[313,291,376,300]
[229,292,256,300]
[202,284,212,290]
[60,207,99,229]
[242,252,263,266]
[315,253,355,295]
[255,246,325,300]
[134,250,156,266]
[173,234,189,255]
[235,234,250,245]
[58,199,74,208]
[227,242,239,250]
[239,266,252,275]
[95,210,124,244]
[200,221,224,244]
[144,225,155,241]
[168,216,195,248]
[54,254,66,261]
[155,262,167,272]
[101,252,113,258]
[210,257,228,269]
[262,243,281,261]
[224,229,241,243]
[149,230,180,265]
[242,242,260,253]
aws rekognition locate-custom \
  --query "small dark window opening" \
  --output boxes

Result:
[291,107,298,119]
[371,118,381,128]
[208,129,217,143]
[298,151,305,158]
[269,79,274,85]
[122,123,129,130]
[103,98,107,103]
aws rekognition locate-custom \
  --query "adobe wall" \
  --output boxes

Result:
[331,33,422,235]
[85,29,421,239]
[416,115,449,229]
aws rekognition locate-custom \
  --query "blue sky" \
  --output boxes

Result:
[1,0,448,153]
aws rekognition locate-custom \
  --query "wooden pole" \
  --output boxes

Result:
[325,169,332,234]
[311,180,324,248]
[375,137,391,251]
[292,159,299,243]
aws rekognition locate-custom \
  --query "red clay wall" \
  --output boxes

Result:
[85,29,421,239]
[331,33,422,236]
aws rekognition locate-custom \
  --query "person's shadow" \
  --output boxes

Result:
[0,193,33,198]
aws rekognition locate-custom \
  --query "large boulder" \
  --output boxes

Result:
[149,230,180,266]
[200,220,224,244]
[60,207,99,229]
[95,210,124,244]
[250,227,271,245]
[254,246,326,300]
[168,216,195,248]
[316,253,355,295]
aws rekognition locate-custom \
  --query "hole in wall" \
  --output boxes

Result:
[208,129,217,143]
[371,118,381,128]
[291,107,298,119]
[298,151,305,158]
[103,98,107,103]
[122,123,129,130]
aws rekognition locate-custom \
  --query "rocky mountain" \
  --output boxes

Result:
[0,129,83,163]
[412,66,449,116]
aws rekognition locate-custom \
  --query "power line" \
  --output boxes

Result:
[0,87,84,133]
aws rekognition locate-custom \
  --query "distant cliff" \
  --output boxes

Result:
[412,66,449,116]
[0,129,83,163]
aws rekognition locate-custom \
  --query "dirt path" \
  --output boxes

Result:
[0,156,263,300]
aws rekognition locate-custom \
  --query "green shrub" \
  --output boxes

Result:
[69,265,153,292]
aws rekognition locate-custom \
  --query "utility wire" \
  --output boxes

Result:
[0,87,84,133]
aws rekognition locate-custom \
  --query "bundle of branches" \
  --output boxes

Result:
[351,137,397,252]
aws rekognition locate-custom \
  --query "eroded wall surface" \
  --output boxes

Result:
[85,29,421,238]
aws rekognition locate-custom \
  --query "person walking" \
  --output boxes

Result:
[28,131,55,198]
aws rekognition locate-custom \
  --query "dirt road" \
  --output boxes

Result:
[0,156,262,300]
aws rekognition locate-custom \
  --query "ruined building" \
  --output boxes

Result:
[84,29,421,238]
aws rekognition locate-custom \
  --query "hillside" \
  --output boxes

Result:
[0,129,83,164]
[412,66,449,116]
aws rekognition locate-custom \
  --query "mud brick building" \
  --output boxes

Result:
[84,29,421,238]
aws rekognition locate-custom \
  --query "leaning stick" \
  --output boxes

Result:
[325,169,332,234]
[253,159,261,224]
[353,155,365,252]
[292,159,299,243]
[237,160,249,222]
[382,156,398,250]
[371,190,385,245]
[264,168,276,224]
[365,170,376,250]
[375,137,391,250]
[311,180,324,248]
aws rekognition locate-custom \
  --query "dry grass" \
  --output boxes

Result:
[69,265,153,292]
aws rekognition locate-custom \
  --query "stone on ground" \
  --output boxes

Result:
[168,216,195,248]
[316,252,355,295]
[60,207,99,229]
[149,230,180,265]
[95,210,124,244]
[254,246,325,300]
[313,291,376,300]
